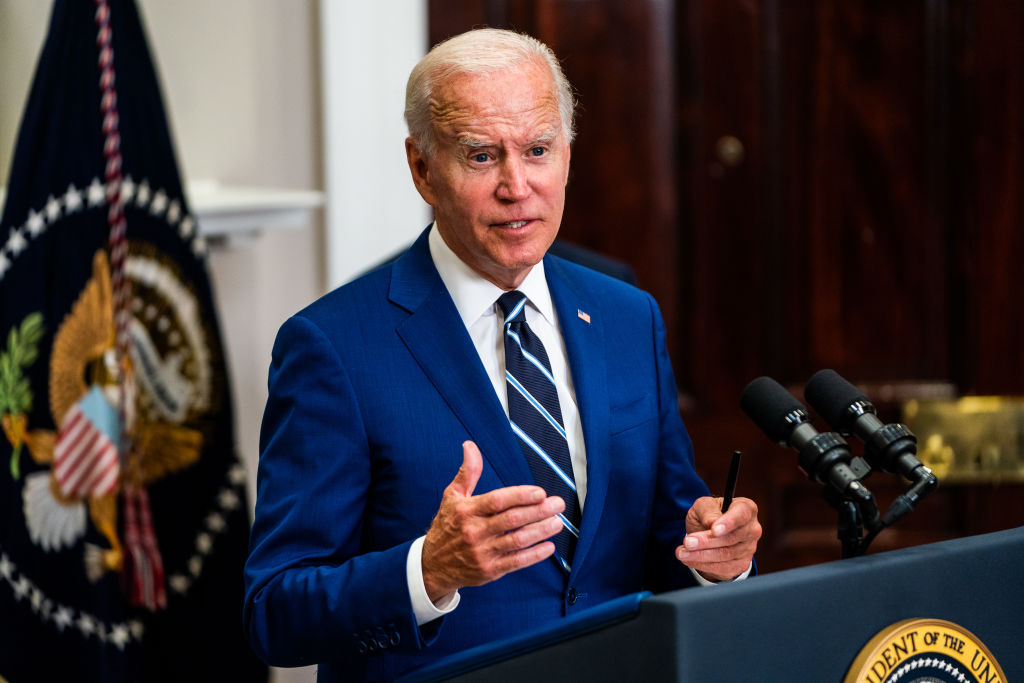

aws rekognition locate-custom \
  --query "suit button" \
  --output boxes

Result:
[387,623,401,647]
[567,587,578,605]
[374,627,389,650]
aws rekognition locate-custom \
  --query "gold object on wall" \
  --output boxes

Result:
[903,397,1024,483]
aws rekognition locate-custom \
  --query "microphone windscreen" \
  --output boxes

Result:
[740,376,805,443]
[805,369,869,428]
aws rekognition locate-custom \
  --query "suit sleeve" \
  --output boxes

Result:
[643,293,713,592]
[243,314,442,667]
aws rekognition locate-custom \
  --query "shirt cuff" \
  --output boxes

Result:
[690,561,753,586]
[407,535,461,626]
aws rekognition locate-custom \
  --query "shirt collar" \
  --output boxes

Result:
[428,222,556,327]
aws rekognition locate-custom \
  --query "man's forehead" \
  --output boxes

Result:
[429,62,561,139]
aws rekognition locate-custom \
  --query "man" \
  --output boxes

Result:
[243,28,760,682]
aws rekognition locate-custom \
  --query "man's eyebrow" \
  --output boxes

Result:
[457,136,491,149]
[455,128,558,150]
[529,129,557,145]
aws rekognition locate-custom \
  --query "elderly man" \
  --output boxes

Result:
[244,28,760,682]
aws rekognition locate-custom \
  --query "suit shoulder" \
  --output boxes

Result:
[294,262,393,325]
[546,253,654,308]
[547,239,638,284]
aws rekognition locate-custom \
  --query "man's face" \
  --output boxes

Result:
[406,59,571,290]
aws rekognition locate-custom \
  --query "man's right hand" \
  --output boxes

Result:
[421,440,565,603]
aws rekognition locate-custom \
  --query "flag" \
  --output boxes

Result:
[0,1,266,680]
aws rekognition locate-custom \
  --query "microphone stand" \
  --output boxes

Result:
[821,464,880,559]
[824,488,867,559]
[822,460,938,559]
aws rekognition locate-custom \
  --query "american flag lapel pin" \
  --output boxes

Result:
[577,309,591,324]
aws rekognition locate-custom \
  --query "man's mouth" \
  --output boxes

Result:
[496,219,532,229]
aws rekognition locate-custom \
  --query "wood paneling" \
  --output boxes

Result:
[675,0,775,408]
[957,0,1024,394]
[800,1,950,381]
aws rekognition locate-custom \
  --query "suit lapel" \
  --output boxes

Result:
[390,229,532,489]
[546,256,611,574]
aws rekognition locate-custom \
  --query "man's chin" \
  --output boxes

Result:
[494,234,557,264]
[477,256,544,290]
[496,249,549,272]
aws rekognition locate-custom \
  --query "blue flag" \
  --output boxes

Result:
[0,1,266,680]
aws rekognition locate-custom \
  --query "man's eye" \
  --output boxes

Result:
[530,147,546,157]
[472,153,490,163]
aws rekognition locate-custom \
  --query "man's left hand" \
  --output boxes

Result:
[675,496,761,582]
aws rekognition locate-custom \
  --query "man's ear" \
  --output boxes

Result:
[563,143,572,186]
[406,137,437,206]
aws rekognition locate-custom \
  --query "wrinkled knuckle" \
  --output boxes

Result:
[461,522,483,546]
[505,508,527,529]
[510,548,535,570]
[486,490,507,511]
[510,551,530,570]
[508,527,528,549]
[467,543,489,568]
[461,507,487,530]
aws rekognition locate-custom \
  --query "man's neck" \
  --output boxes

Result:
[427,222,554,328]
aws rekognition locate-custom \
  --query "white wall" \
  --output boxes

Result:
[320,1,430,288]
[138,0,327,518]
[0,2,428,681]
[0,3,49,179]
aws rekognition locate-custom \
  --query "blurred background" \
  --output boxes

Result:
[3,1,1024,678]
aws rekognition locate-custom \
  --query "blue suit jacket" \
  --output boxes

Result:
[243,229,711,682]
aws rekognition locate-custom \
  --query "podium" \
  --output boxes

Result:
[400,527,1023,681]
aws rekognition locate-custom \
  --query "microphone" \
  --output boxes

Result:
[740,376,876,513]
[804,369,928,480]
[804,369,938,526]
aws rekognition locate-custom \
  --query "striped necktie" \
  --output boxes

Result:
[497,290,580,573]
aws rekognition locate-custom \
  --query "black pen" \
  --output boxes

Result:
[722,450,742,512]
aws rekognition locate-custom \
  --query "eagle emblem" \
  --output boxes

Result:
[3,247,209,587]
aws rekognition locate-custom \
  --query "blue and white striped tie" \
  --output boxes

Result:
[497,291,580,573]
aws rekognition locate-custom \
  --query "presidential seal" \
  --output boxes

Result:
[845,618,1007,683]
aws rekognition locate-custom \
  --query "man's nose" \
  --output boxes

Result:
[495,158,530,201]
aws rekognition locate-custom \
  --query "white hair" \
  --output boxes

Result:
[404,28,577,156]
